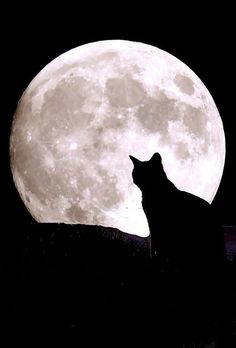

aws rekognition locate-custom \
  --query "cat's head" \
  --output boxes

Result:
[129,153,166,190]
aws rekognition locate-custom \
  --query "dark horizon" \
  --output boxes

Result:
[1,221,236,345]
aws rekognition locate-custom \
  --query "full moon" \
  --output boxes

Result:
[10,40,225,237]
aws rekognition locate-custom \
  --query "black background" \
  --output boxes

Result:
[1,5,236,343]
[1,5,235,226]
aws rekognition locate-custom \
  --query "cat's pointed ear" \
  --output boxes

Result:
[129,155,141,166]
[150,152,162,164]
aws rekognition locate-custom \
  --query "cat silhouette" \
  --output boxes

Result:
[130,152,228,342]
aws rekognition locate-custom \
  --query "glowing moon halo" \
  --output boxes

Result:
[10,40,225,237]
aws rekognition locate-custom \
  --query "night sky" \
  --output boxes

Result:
[1,6,236,343]
[1,6,235,226]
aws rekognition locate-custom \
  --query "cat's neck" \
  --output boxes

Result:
[141,178,177,198]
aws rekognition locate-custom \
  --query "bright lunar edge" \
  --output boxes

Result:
[10,40,225,237]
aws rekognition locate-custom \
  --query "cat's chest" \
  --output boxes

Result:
[141,193,194,236]
[142,194,179,217]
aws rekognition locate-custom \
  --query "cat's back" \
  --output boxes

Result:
[175,189,210,221]
[172,189,217,243]
[174,189,225,262]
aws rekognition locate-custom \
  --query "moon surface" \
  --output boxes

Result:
[10,40,225,237]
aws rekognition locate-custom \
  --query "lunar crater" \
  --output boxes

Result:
[174,74,195,95]
[137,89,177,135]
[106,74,145,108]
